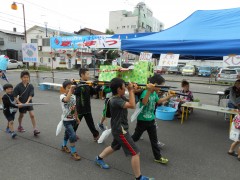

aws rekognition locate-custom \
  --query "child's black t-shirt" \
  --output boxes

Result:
[2,94,18,116]
[13,83,34,103]
[74,85,96,114]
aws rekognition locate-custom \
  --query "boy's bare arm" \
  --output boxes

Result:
[63,85,75,102]
[26,96,32,103]
[14,97,21,104]
[142,83,155,105]
[123,83,135,109]
[157,91,175,104]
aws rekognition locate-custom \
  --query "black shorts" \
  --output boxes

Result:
[111,132,139,156]
[4,113,16,121]
[19,106,34,113]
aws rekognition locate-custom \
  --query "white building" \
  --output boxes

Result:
[0,28,24,60]
[26,25,77,69]
[109,2,164,34]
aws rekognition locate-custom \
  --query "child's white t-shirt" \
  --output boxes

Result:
[60,94,76,121]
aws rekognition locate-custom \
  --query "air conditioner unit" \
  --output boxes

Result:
[38,46,42,51]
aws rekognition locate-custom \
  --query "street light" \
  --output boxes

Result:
[11,2,27,43]
[11,2,28,69]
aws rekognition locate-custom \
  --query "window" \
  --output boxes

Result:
[131,25,136,29]
[42,38,50,46]
[127,25,129,28]
[122,26,125,29]
[31,39,38,43]
[142,22,144,28]
[8,36,16,43]
[48,58,51,63]
[0,37,4,45]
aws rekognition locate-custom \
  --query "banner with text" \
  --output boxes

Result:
[159,54,179,66]
[50,33,155,49]
[139,52,152,61]
[22,43,38,63]
[223,55,240,67]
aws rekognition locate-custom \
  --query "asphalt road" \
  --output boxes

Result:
[0,71,239,180]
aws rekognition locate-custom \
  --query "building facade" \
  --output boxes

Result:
[0,28,24,60]
[27,25,76,69]
[109,2,164,34]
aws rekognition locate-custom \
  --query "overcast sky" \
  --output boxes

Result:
[1,0,240,34]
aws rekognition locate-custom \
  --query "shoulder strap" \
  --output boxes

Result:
[19,83,30,97]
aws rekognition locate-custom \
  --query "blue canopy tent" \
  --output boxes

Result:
[121,8,240,56]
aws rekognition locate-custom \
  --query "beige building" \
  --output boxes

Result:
[109,2,164,34]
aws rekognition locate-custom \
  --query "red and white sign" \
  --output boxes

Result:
[223,55,240,67]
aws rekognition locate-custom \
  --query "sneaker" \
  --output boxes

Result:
[97,123,106,131]
[154,157,169,164]
[140,176,155,180]
[71,152,81,161]
[61,146,70,153]
[95,156,110,169]
[33,129,40,136]
[11,132,17,139]
[18,126,26,132]
[94,135,100,142]
[6,127,11,134]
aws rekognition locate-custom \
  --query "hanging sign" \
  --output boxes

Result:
[139,52,152,61]
[22,43,38,63]
[223,55,240,67]
[159,53,179,66]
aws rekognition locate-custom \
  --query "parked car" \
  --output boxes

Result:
[198,66,212,77]
[7,59,23,69]
[178,64,185,74]
[182,65,197,76]
[216,68,240,82]
[154,66,168,74]
[167,66,181,74]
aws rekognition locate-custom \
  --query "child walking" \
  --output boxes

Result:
[95,78,154,180]
[132,74,173,164]
[73,68,99,141]
[13,71,40,135]
[60,80,81,160]
[2,83,18,138]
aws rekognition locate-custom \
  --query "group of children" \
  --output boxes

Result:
[2,68,239,179]
[1,70,40,139]
[59,70,194,180]
[0,67,195,179]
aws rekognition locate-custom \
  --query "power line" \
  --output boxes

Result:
[0,12,74,33]
[21,0,92,28]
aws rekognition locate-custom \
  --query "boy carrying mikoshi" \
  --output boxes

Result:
[73,68,99,141]
[60,80,81,160]
[95,78,154,180]
[132,74,175,164]
[2,83,18,138]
